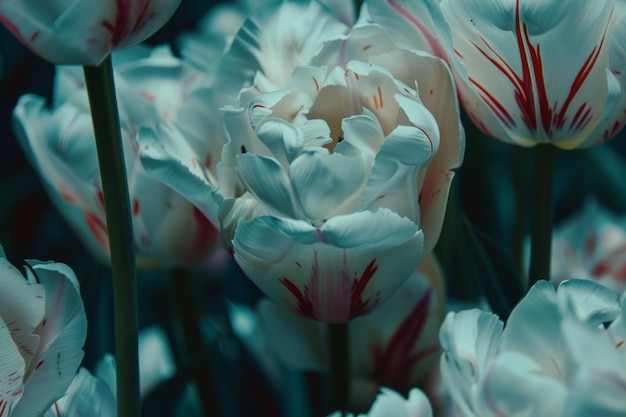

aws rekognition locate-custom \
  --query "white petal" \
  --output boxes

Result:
[500,281,566,380]
[214,0,348,106]
[0,247,45,364]
[137,123,220,225]
[367,388,433,417]
[0,316,26,415]
[557,279,621,325]
[235,153,300,219]
[290,151,370,220]
[361,121,436,225]
[11,260,86,417]
[233,209,423,322]
[439,309,503,417]
[334,108,386,160]
[474,352,567,417]
[44,368,116,417]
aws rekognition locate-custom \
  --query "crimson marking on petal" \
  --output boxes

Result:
[387,0,448,60]
[371,290,433,387]
[85,211,109,252]
[183,207,219,262]
[132,199,140,216]
[34,359,44,370]
[549,356,563,376]
[295,261,302,268]
[349,259,380,319]
[377,86,384,108]
[97,190,105,209]
[279,277,316,319]
[412,124,434,153]
[0,400,7,417]
[139,90,156,102]
[312,77,319,92]
[453,48,464,59]
[205,154,212,169]
[470,77,516,128]
[617,340,625,348]
[29,31,39,43]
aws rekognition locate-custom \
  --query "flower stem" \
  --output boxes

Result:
[83,56,139,417]
[171,267,219,417]
[328,322,350,415]
[528,144,555,288]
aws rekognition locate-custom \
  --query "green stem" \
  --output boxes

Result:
[171,268,219,417]
[528,144,555,288]
[83,56,139,417]
[511,146,527,275]
[328,322,350,415]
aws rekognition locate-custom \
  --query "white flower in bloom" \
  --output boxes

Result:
[327,388,433,417]
[13,45,220,268]
[440,279,626,417]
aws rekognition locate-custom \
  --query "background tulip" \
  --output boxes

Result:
[13,45,219,268]
[440,279,625,417]
[0,0,181,65]
[368,0,626,148]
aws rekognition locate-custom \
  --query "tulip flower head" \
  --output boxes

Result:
[13,46,219,268]
[440,279,626,417]
[369,0,626,148]
[0,246,87,417]
[550,200,626,293]
[138,2,463,322]
[0,0,181,65]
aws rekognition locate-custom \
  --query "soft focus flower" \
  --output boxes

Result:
[440,279,626,417]
[0,245,87,417]
[259,256,445,409]
[0,0,181,65]
[369,0,626,148]
[43,325,198,417]
[550,200,626,293]
[327,388,433,417]
[138,6,463,322]
[13,45,219,268]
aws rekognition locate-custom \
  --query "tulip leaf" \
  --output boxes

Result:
[460,216,526,320]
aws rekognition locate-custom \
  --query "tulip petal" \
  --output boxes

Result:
[361,110,437,225]
[44,368,116,417]
[439,309,503,417]
[137,123,220,225]
[0,316,26,416]
[233,209,423,322]
[370,50,464,253]
[557,279,621,325]
[235,153,300,219]
[290,151,370,220]
[335,108,386,160]
[500,281,566,380]
[11,261,86,417]
[215,0,348,106]
[0,246,45,364]
[475,351,567,417]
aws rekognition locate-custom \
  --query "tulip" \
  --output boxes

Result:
[440,279,626,417]
[259,256,445,409]
[549,200,626,293]
[368,0,626,148]
[0,0,181,66]
[327,388,434,417]
[13,45,219,268]
[0,245,86,417]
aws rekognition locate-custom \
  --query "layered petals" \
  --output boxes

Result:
[14,46,220,268]
[0,0,180,65]
[234,209,423,323]
[440,278,626,417]
[0,246,87,417]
